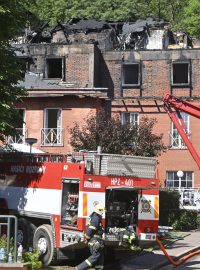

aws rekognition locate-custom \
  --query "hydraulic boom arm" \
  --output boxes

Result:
[163,93,200,168]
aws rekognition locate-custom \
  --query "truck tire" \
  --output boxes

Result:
[17,218,36,250]
[33,224,56,266]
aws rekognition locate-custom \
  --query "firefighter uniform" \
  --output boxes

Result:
[76,204,105,270]
[119,226,137,250]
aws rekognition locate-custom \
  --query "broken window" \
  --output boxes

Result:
[42,108,63,146]
[122,63,140,87]
[172,62,190,86]
[46,58,63,79]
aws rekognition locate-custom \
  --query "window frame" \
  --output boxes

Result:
[122,62,140,87]
[171,61,190,87]
[41,108,63,146]
[45,56,65,80]
[170,112,190,149]
[121,112,139,126]
[166,171,194,190]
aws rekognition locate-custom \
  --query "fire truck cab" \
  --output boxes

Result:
[0,151,159,265]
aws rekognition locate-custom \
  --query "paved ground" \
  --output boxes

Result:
[119,231,200,270]
[31,231,200,270]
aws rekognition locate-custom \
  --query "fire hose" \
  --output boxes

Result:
[156,237,200,266]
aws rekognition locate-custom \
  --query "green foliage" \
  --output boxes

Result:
[69,111,165,156]
[23,250,41,270]
[172,210,198,231]
[29,0,200,37]
[0,235,40,269]
[159,191,180,226]
[183,0,200,38]
[0,0,31,41]
[159,191,199,231]
[0,1,28,140]
[0,234,14,262]
[196,213,200,229]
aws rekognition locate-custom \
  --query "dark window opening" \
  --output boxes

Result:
[18,58,29,78]
[16,109,25,128]
[46,58,63,78]
[122,64,140,86]
[172,63,189,85]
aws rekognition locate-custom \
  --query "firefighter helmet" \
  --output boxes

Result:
[94,203,105,216]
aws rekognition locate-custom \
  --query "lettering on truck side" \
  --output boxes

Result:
[10,165,46,174]
[110,178,134,186]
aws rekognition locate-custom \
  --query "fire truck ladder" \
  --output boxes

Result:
[163,93,200,169]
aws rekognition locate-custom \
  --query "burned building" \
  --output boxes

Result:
[7,18,200,194]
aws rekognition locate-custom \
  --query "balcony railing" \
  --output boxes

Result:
[6,128,28,144]
[41,128,64,146]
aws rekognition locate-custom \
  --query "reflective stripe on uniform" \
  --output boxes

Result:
[94,234,102,238]
[88,242,95,246]
[95,265,104,269]
[85,259,92,266]
[89,225,97,230]
[86,235,91,239]
[123,235,129,239]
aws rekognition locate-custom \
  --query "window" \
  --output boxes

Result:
[172,62,190,86]
[61,180,79,227]
[46,58,63,79]
[166,171,193,189]
[6,109,27,144]
[170,112,189,148]
[122,63,140,86]
[41,108,63,146]
[121,113,139,126]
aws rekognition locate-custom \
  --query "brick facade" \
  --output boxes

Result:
[11,38,200,188]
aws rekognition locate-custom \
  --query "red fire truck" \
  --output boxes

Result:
[0,151,159,265]
[163,93,200,210]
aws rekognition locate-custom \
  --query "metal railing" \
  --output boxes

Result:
[0,215,18,263]
[5,128,28,144]
[41,128,64,146]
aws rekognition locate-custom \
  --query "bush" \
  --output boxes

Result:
[0,234,14,262]
[197,213,200,229]
[23,250,41,270]
[159,190,198,231]
[0,234,41,269]
[159,191,180,226]
[172,210,198,231]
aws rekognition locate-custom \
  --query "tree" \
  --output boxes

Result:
[69,111,166,157]
[183,0,200,38]
[0,0,29,141]
[30,0,200,37]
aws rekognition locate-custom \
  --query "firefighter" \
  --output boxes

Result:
[119,227,137,250]
[75,203,105,270]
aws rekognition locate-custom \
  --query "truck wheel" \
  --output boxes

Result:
[33,224,56,266]
[17,218,36,250]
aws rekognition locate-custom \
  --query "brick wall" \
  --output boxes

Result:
[66,54,89,87]
[16,96,102,153]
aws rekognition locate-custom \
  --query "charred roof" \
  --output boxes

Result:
[14,18,195,51]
